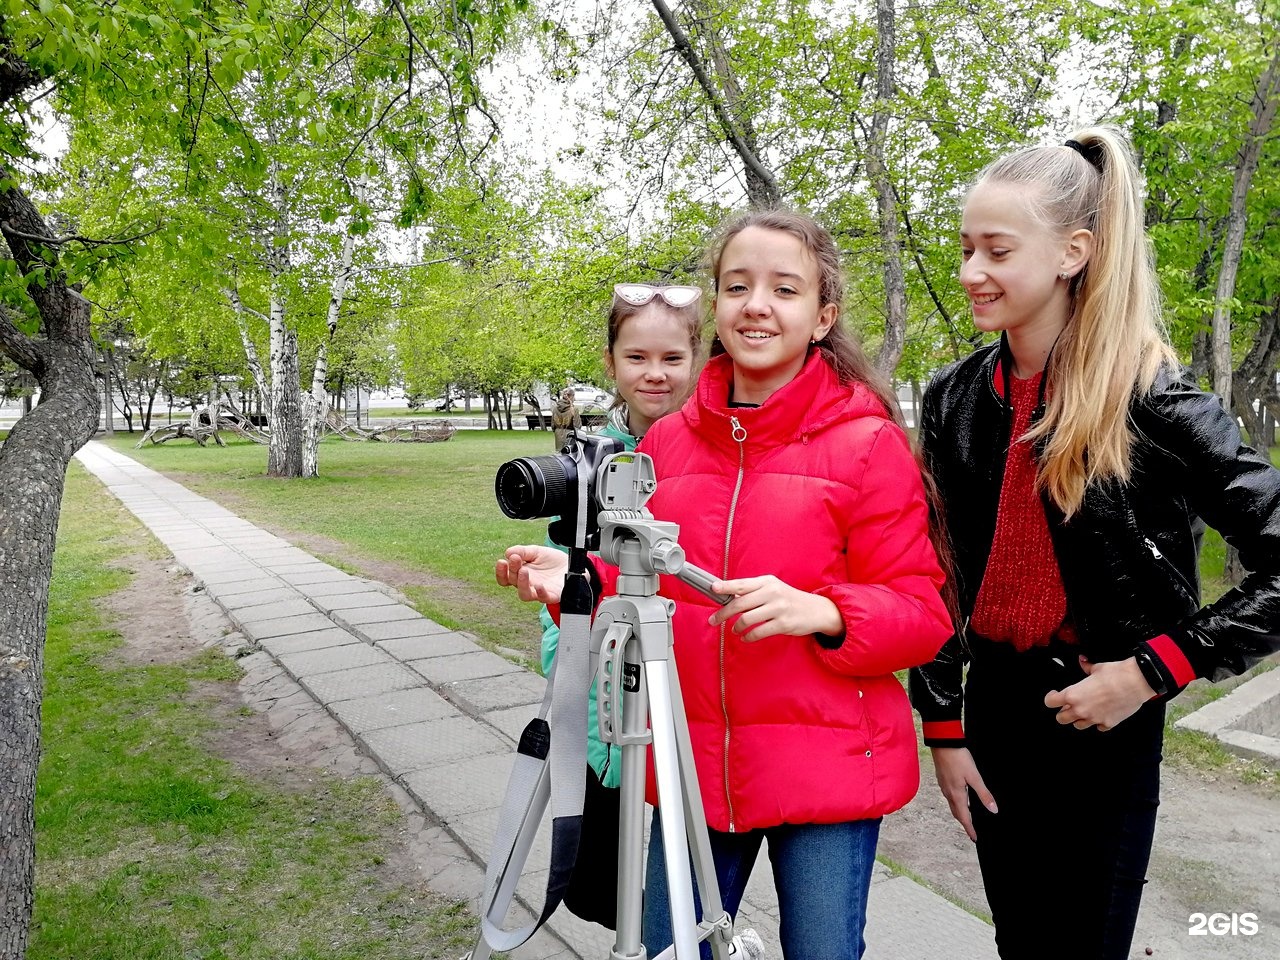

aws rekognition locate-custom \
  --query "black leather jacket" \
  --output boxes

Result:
[909,338,1280,745]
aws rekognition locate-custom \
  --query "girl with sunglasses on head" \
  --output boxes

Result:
[501,210,952,958]
[909,126,1280,960]
[536,281,704,931]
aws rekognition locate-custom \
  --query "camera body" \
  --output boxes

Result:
[494,430,626,550]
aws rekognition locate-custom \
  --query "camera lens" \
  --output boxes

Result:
[495,454,574,519]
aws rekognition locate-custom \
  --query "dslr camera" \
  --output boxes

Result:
[494,431,625,551]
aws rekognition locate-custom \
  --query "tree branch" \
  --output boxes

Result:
[221,287,272,325]
[0,221,162,250]
[650,0,780,208]
[0,305,43,373]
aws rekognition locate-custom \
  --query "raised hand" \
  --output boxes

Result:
[495,545,569,604]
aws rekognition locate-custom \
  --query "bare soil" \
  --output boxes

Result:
[95,549,480,955]
[104,535,1279,959]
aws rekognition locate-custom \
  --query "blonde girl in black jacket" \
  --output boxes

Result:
[910,126,1280,960]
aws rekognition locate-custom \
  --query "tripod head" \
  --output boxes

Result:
[595,452,729,606]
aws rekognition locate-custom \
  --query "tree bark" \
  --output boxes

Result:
[265,163,304,478]
[225,284,271,408]
[302,159,373,478]
[1211,43,1280,407]
[652,0,780,209]
[868,0,907,376]
[0,160,101,960]
[102,351,115,434]
[1213,42,1280,585]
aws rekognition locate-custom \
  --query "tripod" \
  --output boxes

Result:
[592,502,735,960]
[469,451,737,960]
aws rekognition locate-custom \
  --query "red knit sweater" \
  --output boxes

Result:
[971,369,1075,651]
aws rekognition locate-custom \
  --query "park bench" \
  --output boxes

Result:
[526,412,607,430]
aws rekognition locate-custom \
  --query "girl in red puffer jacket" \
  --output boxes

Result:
[498,210,952,959]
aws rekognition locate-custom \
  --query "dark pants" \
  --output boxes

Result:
[964,636,1163,960]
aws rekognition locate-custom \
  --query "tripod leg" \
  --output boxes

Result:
[668,656,732,960]
[647,658,701,960]
[613,625,649,960]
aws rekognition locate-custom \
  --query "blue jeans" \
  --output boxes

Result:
[642,810,881,959]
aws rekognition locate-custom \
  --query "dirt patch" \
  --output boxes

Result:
[94,549,478,921]
[880,752,1280,958]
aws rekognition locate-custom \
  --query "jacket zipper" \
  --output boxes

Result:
[722,416,748,832]
[1143,536,1198,604]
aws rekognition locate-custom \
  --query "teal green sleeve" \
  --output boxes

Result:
[539,605,559,678]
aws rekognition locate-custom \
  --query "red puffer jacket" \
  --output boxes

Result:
[618,352,952,832]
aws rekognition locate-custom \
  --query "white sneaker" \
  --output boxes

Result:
[728,926,767,959]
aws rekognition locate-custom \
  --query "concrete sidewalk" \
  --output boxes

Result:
[74,440,997,960]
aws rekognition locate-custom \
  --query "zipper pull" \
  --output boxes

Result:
[730,416,747,443]
[1144,536,1163,560]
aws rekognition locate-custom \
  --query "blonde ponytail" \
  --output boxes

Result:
[978,125,1177,517]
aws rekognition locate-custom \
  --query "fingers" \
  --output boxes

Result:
[495,559,513,587]
[517,566,550,603]
[969,774,999,817]
[706,576,817,641]
[943,786,977,842]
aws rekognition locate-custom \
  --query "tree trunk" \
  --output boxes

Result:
[301,339,328,479]
[0,154,102,958]
[226,284,271,406]
[1211,44,1280,408]
[142,360,164,432]
[267,328,303,477]
[1214,45,1280,584]
[301,161,371,477]
[868,0,907,377]
[265,163,304,478]
[102,355,114,434]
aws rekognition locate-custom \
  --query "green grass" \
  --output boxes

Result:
[103,429,1271,664]
[366,407,476,418]
[31,466,480,959]
[103,431,556,660]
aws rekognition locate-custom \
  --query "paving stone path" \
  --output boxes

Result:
[74,440,998,960]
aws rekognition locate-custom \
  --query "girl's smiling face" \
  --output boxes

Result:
[960,180,1082,347]
[714,226,836,405]
[605,303,696,436]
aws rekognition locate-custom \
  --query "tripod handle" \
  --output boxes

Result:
[677,562,732,607]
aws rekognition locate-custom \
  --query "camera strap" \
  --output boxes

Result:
[475,550,594,952]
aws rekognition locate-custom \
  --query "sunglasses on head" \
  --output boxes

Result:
[613,283,702,308]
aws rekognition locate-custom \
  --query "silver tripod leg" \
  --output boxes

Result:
[603,596,731,960]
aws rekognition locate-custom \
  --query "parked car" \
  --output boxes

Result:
[571,384,612,408]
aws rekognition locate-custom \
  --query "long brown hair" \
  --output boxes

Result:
[707,208,960,627]
[974,125,1176,517]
